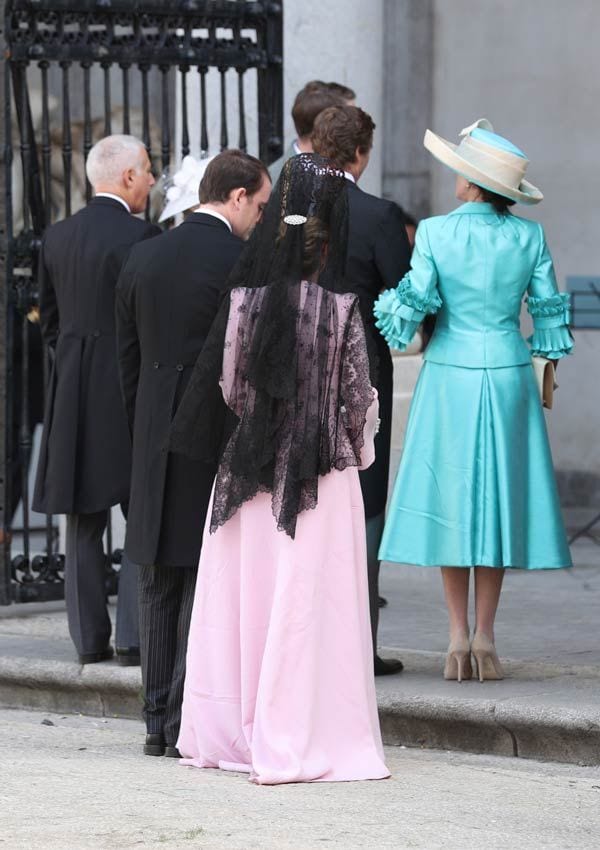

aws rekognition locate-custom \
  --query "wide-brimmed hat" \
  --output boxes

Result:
[159,154,215,222]
[423,118,542,205]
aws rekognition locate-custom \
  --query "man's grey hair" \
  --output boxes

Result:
[86,134,147,188]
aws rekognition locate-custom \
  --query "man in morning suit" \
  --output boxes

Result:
[312,106,412,675]
[116,150,272,757]
[32,135,159,665]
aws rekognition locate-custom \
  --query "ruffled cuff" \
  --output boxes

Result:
[528,324,574,359]
[527,292,571,329]
[526,292,573,358]
[374,276,442,351]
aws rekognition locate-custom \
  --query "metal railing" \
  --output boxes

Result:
[570,284,600,330]
[0,0,284,604]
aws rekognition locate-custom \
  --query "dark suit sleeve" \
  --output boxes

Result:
[38,238,59,349]
[115,251,141,434]
[112,222,161,273]
[147,223,162,239]
[208,238,245,317]
[373,202,412,290]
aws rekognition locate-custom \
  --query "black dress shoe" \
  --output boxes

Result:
[78,647,114,665]
[164,745,181,758]
[116,647,141,667]
[374,655,404,676]
[144,733,165,756]
[378,595,388,608]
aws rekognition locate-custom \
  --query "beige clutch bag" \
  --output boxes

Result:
[532,356,558,409]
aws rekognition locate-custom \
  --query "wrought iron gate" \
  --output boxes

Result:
[0,0,284,605]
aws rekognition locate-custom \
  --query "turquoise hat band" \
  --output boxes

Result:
[470,128,527,159]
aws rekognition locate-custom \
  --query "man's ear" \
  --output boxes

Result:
[123,167,136,188]
[231,187,247,207]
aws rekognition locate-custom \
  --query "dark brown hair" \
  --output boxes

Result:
[303,80,356,102]
[291,81,347,138]
[326,82,356,102]
[311,106,375,169]
[199,149,269,204]
[476,186,516,214]
[301,216,329,279]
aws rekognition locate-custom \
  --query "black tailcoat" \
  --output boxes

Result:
[32,197,160,515]
[346,180,412,518]
[116,213,244,567]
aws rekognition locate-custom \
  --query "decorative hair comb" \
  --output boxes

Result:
[283,214,308,225]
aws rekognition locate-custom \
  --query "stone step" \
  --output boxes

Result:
[1,644,598,768]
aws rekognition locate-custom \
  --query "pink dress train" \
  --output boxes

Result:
[177,286,389,784]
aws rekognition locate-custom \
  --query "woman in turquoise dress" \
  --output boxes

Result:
[374,119,573,683]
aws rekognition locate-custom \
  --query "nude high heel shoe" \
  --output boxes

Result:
[471,633,504,682]
[443,636,472,682]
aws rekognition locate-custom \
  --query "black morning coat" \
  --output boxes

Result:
[345,180,412,519]
[32,196,160,516]
[115,213,244,568]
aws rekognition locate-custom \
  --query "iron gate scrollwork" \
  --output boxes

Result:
[0,0,284,605]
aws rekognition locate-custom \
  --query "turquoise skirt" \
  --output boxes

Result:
[379,362,572,569]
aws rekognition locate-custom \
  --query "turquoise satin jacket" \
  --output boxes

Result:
[374,202,573,367]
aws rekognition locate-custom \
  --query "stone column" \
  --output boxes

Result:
[382,0,433,218]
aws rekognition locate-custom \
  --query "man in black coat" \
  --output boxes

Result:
[268,80,354,183]
[312,106,412,675]
[33,134,159,664]
[116,149,271,757]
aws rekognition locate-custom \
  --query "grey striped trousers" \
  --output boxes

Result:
[138,564,197,745]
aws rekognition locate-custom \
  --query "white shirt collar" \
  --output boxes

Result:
[94,192,131,213]
[344,171,356,184]
[197,207,233,233]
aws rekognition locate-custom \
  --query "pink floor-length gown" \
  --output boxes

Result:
[177,285,389,784]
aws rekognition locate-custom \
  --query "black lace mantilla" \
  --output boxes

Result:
[170,154,375,537]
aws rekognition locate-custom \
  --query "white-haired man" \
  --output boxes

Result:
[33,135,160,665]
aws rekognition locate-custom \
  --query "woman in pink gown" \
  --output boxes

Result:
[170,154,389,785]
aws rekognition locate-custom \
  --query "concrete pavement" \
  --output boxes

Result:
[1,708,599,850]
[0,524,598,767]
